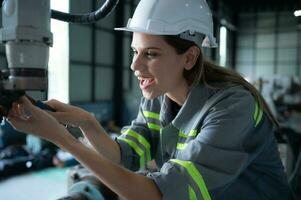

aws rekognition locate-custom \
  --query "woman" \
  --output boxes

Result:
[7,0,290,199]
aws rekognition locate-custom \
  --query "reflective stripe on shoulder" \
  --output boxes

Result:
[253,101,263,127]
[170,159,211,200]
[189,185,197,200]
[178,129,198,138]
[177,130,198,151]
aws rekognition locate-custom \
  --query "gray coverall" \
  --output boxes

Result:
[116,84,290,200]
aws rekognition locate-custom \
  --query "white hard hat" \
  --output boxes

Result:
[115,0,217,48]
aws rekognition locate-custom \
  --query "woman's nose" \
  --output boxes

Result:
[130,54,144,72]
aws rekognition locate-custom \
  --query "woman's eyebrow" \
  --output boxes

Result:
[146,47,162,51]
[131,46,162,51]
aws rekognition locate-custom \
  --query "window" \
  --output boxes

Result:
[219,26,227,67]
[48,0,70,103]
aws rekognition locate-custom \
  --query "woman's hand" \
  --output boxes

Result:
[7,96,67,143]
[46,99,121,164]
[45,99,96,130]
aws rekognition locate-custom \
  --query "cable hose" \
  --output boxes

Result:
[51,0,119,24]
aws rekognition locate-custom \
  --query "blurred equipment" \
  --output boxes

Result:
[0,0,119,118]
[57,165,118,200]
[53,150,79,168]
[0,144,56,180]
[256,75,301,199]
[0,121,26,149]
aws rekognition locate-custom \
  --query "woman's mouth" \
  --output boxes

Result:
[139,77,155,89]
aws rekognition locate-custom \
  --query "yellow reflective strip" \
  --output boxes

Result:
[255,108,263,127]
[118,138,145,169]
[143,111,160,120]
[179,131,188,138]
[188,129,197,137]
[176,143,187,150]
[189,185,197,200]
[124,129,151,162]
[170,159,211,200]
[253,102,259,121]
[179,130,197,138]
[147,123,161,131]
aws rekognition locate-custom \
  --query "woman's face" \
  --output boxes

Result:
[131,32,189,103]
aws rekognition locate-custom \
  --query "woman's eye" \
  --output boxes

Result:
[146,52,157,58]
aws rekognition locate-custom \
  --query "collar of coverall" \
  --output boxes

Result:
[169,82,239,134]
[160,84,212,134]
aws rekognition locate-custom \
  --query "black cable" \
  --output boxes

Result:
[51,0,119,24]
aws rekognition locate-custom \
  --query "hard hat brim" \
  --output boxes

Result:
[115,27,218,48]
[115,27,167,35]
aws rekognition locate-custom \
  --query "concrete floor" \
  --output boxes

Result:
[0,167,69,200]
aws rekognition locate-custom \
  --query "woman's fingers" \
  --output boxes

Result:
[11,102,18,117]
[16,97,35,120]
[17,96,34,107]
[7,96,40,123]
[48,112,73,125]
[4,97,68,144]
[44,100,81,126]
[44,99,68,111]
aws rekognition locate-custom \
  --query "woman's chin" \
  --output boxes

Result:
[142,90,161,100]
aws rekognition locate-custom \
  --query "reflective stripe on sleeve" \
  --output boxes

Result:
[143,111,160,120]
[179,131,187,138]
[123,129,151,162]
[176,143,188,150]
[118,138,145,169]
[147,123,161,131]
[142,110,161,132]
[170,159,212,200]
[188,130,197,137]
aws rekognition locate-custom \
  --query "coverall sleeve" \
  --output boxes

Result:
[148,89,269,200]
[116,99,156,171]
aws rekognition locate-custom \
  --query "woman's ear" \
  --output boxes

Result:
[184,46,200,70]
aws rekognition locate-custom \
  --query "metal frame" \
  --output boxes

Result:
[252,12,258,81]
[112,1,125,125]
[297,25,301,76]
[274,10,280,74]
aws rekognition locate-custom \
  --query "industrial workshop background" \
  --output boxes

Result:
[0,0,300,199]
[0,0,299,126]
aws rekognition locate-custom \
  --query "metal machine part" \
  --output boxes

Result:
[0,0,53,91]
[1,68,48,91]
[51,0,119,24]
[57,165,118,200]
[0,0,119,119]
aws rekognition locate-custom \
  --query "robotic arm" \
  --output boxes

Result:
[0,0,119,117]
